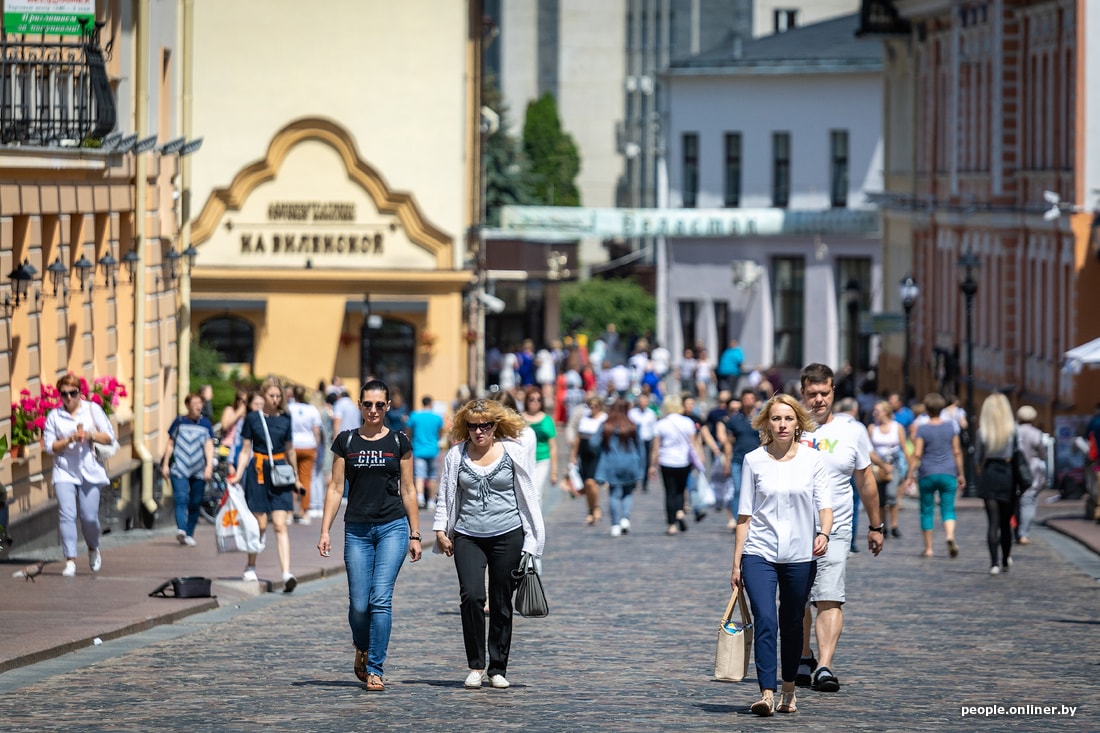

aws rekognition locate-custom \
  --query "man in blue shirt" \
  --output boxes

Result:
[406,396,445,509]
[888,392,914,431]
[717,339,744,392]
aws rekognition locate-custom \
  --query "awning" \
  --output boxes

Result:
[1062,337,1100,374]
[191,298,267,312]
[344,299,427,314]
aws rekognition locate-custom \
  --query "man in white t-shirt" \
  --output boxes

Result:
[796,363,883,694]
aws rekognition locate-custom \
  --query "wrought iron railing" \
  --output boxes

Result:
[0,19,116,147]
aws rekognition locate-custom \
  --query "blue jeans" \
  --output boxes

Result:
[729,461,744,514]
[741,554,817,691]
[850,477,860,538]
[344,517,410,676]
[172,475,206,537]
[608,483,635,526]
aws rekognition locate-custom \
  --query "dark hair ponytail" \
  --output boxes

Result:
[360,379,390,400]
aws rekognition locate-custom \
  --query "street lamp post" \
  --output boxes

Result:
[959,252,980,497]
[899,274,920,400]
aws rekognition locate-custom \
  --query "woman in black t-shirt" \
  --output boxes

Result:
[232,377,304,589]
[318,379,421,691]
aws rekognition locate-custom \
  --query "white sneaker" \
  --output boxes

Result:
[308,508,323,519]
[426,499,437,512]
[176,529,187,545]
[989,565,1001,575]
[89,549,102,572]
[242,567,258,582]
[183,535,197,547]
[610,525,622,537]
[489,674,510,689]
[464,670,487,688]
[61,560,77,577]
[297,515,312,526]
[619,518,631,534]
[283,572,298,593]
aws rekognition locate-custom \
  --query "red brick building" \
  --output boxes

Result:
[865,0,1100,428]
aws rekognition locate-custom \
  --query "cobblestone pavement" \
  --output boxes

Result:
[1,486,1098,732]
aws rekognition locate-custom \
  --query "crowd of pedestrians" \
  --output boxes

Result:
[40,315,1059,707]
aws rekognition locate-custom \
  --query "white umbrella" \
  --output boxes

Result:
[1062,337,1100,374]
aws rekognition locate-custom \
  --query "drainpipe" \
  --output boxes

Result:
[176,0,193,412]
[131,0,157,516]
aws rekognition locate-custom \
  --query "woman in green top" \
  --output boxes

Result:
[522,386,558,498]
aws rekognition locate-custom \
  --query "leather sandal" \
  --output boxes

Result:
[366,673,384,691]
[750,690,774,717]
[777,689,797,713]
[354,649,369,683]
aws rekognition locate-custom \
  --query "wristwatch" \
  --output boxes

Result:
[868,523,885,534]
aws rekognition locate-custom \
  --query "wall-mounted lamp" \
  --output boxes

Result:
[97,251,119,289]
[132,135,159,154]
[182,245,199,274]
[161,248,182,285]
[73,253,95,292]
[4,258,36,314]
[46,255,69,302]
[122,249,139,282]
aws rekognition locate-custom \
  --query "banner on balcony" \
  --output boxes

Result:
[3,0,94,36]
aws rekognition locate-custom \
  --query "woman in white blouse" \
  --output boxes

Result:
[731,393,832,717]
[43,373,117,577]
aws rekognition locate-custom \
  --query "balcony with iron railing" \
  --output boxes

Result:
[0,19,116,149]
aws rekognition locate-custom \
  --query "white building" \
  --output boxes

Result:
[662,13,884,378]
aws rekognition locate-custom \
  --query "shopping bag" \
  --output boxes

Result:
[714,586,753,682]
[567,462,583,493]
[511,552,549,618]
[215,482,265,554]
[694,469,716,509]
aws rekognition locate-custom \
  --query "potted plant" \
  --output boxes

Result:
[11,388,51,456]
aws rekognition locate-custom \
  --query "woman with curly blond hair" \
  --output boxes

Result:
[432,398,545,690]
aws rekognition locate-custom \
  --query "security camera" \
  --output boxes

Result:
[479,292,506,313]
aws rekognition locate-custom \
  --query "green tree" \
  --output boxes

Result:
[190,341,256,415]
[560,278,655,340]
[522,93,581,207]
[482,75,534,226]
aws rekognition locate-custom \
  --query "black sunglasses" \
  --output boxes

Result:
[60,389,80,398]
[467,421,495,432]
[361,401,388,411]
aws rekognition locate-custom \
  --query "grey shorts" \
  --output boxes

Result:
[809,526,852,605]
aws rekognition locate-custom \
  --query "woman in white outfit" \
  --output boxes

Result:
[43,374,116,577]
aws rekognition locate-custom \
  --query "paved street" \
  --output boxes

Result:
[1,484,1098,732]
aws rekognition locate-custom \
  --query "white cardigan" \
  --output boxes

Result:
[432,437,545,557]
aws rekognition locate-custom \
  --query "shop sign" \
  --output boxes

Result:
[4,0,94,35]
[234,201,385,256]
[500,205,879,239]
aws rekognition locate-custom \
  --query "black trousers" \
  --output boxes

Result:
[453,528,524,676]
[660,465,692,525]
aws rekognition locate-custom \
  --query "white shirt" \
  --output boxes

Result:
[798,415,871,531]
[650,346,671,376]
[43,400,114,486]
[738,445,830,563]
[654,413,696,468]
[333,395,361,432]
[289,401,322,449]
[629,406,658,441]
[609,364,632,391]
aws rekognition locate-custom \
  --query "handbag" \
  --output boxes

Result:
[714,586,753,682]
[1012,435,1033,493]
[511,551,549,618]
[215,481,266,553]
[94,438,121,461]
[258,412,297,488]
[149,576,213,598]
